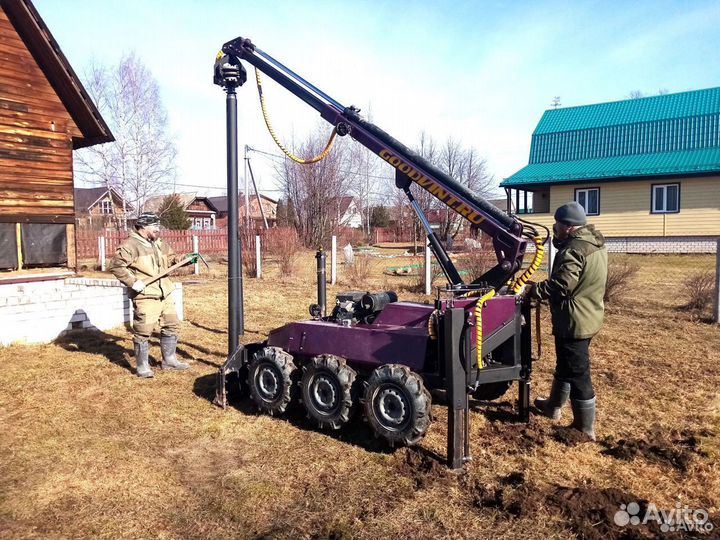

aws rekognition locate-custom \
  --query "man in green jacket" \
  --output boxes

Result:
[530,202,607,440]
[110,212,189,378]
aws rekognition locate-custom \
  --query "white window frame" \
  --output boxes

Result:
[574,187,599,216]
[100,199,113,215]
[651,183,680,214]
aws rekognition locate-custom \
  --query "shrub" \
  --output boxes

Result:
[265,227,302,276]
[345,253,373,287]
[457,240,495,283]
[240,227,258,277]
[604,256,640,304]
[683,270,715,312]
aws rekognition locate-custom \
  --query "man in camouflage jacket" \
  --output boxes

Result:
[530,201,607,440]
[110,212,189,377]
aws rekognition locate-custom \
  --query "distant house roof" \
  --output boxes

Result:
[502,87,720,187]
[143,193,220,214]
[74,187,128,212]
[332,196,355,218]
[3,0,114,149]
[208,193,278,214]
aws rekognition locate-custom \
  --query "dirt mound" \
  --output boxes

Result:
[601,427,710,471]
[549,486,718,540]
[393,447,451,489]
[548,486,652,540]
[552,426,595,446]
[479,418,546,453]
[469,471,542,518]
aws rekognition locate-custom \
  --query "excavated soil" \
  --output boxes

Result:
[552,426,595,446]
[601,427,711,471]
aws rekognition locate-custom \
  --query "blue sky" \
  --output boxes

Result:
[35,0,720,198]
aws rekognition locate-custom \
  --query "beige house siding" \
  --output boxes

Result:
[525,176,720,237]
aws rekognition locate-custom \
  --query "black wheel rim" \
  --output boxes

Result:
[372,383,411,432]
[255,362,282,403]
[309,372,340,415]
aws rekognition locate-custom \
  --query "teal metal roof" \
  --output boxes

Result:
[501,147,720,186]
[502,87,720,187]
[534,87,720,134]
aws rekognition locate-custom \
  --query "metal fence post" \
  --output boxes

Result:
[331,235,337,285]
[255,235,262,278]
[98,235,106,271]
[424,238,432,295]
[714,239,720,324]
[193,235,200,275]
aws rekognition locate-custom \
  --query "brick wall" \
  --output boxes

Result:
[605,236,718,254]
[0,277,183,346]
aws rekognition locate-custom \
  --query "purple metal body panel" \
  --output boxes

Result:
[266,295,518,372]
[267,321,429,372]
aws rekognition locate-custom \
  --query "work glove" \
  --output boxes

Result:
[131,280,146,293]
[184,252,200,264]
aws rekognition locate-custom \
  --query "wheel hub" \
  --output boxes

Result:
[256,364,280,401]
[375,386,408,429]
[311,374,338,412]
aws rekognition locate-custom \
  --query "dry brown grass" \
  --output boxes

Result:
[1,252,719,539]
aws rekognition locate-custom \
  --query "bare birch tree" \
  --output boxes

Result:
[74,53,177,223]
[275,128,354,247]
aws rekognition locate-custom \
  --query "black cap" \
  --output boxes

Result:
[554,202,587,226]
[135,212,160,228]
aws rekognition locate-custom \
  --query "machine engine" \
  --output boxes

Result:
[324,290,398,325]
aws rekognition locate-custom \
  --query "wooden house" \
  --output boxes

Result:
[143,192,218,229]
[0,0,113,272]
[74,186,131,230]
[209,192,277,229]
[501,88,720,253]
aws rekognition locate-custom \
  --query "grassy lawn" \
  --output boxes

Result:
[0,252,718,539]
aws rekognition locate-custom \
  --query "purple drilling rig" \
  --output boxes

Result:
[212,37,546,468]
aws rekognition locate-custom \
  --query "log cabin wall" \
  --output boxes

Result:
[0,7,79,225]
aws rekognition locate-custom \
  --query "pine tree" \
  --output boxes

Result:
[158,194,191,230]
[370,205,390,227]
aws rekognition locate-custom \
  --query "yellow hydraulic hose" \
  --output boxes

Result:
[512,234,545,294]
[255,68,337,164]
[475,289,496,369]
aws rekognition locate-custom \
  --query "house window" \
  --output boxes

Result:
[203,217,211,229]
[100,200,113,214]
[574,188,599,216]
[651,183,680,213]
[193,218,203,229]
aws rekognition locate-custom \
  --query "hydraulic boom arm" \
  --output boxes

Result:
[218,37,529,289]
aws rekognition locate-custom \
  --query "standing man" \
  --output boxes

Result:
[530,202,607,440]
[110,212,189,378]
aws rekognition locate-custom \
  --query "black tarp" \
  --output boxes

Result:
[20,223,67,266]
[0,223,19,270]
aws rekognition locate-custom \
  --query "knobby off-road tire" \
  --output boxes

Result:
[248,346,297,415]
[363,364,432,446]
[301,354,358,430]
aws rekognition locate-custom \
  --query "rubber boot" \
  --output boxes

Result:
[134,339,154,378]
[570,397,596,441]
[534,379,570,420]
[160,335,189,371]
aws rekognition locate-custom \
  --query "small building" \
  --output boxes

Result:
[0,0,113,272]
[334,196,362,228]
[143,192,218,230]
[501,88,720,253]
[209,192,277,229]
[0,0,184,345]
[74,186,132,230]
